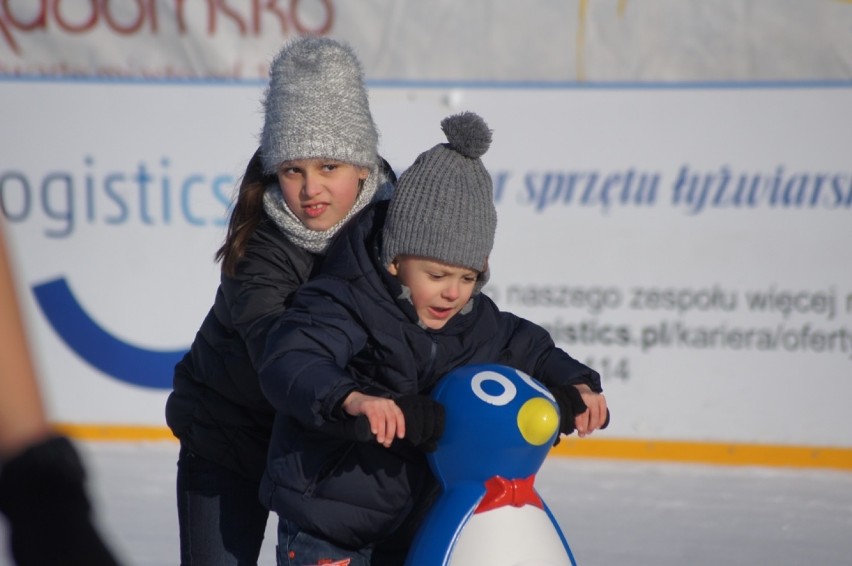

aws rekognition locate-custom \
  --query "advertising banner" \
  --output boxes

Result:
[1,1,850,464]
[3,81,850,452]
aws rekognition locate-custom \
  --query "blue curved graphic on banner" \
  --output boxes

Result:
[32,277,187,390]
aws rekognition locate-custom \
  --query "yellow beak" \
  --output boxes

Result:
[517,397,559,446]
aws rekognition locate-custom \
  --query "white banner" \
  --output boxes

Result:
[2,80,850,448]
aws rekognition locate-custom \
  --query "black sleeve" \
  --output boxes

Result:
[220,225,314,368]
[259,280,368,426]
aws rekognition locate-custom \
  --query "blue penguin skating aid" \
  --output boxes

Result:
[405,364,577,566]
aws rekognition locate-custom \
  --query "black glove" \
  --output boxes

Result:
[396,395,445,452]
[0,435,122,566]
[549,383,588,444]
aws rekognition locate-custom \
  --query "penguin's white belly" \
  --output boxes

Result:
[447,506,572,566]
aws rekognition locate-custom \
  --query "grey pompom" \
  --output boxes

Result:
[440,112,492,159]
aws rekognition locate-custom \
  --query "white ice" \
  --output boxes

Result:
[2,441,851,566]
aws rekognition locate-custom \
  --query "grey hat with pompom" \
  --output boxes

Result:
[260,37,378,174]
[381,112,497,278]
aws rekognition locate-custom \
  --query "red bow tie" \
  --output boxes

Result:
[475,475,543,514]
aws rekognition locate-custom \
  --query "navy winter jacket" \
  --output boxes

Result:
[258,201,601,548]
[165,217,319,482]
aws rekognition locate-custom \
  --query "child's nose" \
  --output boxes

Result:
[301,172,323,197]
[443,282,460,300]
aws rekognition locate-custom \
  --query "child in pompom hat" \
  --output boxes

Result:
[258,112,608,565]
[165,36,395,565]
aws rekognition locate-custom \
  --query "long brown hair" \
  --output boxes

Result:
[216,148,277,276]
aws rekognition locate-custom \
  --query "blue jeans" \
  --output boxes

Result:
[176,447,269,565]
[277,518,372,566]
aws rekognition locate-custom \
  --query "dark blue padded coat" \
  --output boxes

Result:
[166,216,318,482]
[258,200,602,549]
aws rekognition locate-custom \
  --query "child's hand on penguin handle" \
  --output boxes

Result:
[573,384,609,438]
[342,391,405,448]
[395,395,446,452]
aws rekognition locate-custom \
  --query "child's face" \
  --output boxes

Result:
[277,159,369,231]
[387,257,478,330]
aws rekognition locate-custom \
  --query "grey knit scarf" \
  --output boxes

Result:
[263,167,388,254]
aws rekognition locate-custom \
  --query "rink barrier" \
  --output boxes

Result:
[550,437,852,471]
[55,423,178,443]
[53,423,852,471]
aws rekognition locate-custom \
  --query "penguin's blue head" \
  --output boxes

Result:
[428,364,561,487]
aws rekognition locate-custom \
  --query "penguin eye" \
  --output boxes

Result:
[471,371,517,407]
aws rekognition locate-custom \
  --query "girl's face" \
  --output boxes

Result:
[387,256,479,330]
[277,159,369,231]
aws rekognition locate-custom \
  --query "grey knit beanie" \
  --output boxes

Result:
[260,37,378,173]
[381,112,497,275]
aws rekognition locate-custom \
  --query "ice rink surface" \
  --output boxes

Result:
[2,441,851,566]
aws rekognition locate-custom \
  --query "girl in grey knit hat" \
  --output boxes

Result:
[165,36,394,566]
